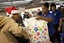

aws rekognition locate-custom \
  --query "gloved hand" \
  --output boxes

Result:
[21,27,29,39]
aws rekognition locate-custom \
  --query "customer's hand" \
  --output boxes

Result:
[21,29,29,39]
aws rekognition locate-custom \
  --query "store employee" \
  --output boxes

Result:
[36,2,55,42]
[50,3,62,43]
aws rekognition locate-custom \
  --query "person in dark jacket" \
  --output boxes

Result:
[23,12,32,20]
[37,9,42,15]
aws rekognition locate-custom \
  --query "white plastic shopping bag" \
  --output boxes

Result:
[24,17,50,43]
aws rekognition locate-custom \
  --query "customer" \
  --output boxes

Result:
[11,10,30,43]
[0,16,29,43]
[23,12,32,20]
[11,10,25,27]
[50,3,62,43]
[37,9,42,15]
[36,2,55,43]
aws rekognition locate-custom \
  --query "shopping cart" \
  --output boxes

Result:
[60,33,64,43]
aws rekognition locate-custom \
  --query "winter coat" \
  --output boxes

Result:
[0,16,29,43]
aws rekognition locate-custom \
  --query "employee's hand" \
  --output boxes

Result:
[58,27,61,32]
[36,15,42,20]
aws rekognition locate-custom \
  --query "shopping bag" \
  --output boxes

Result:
[24,17,50,43]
